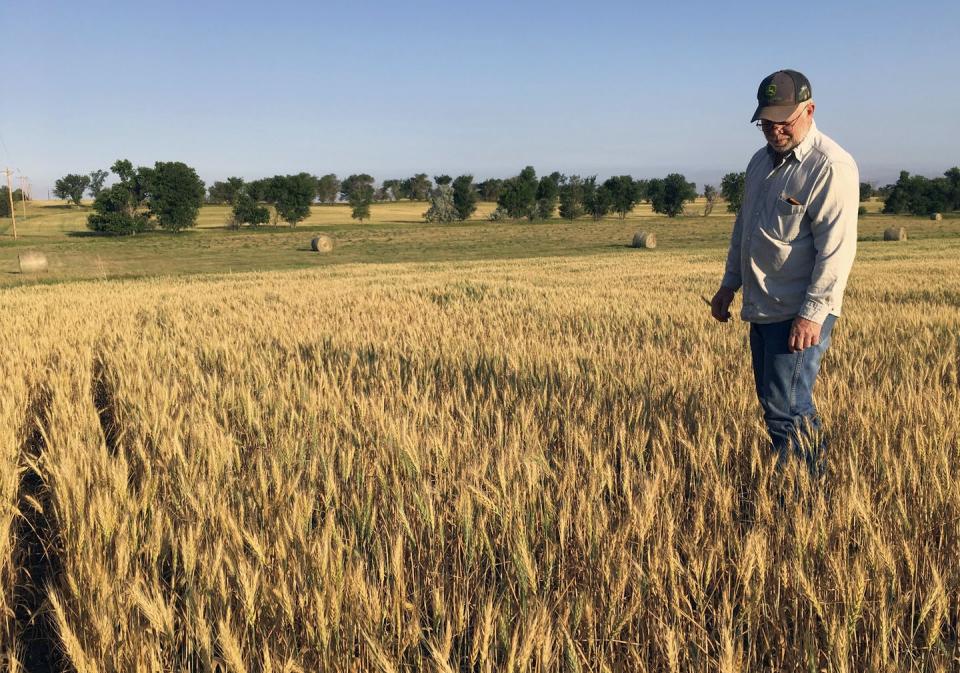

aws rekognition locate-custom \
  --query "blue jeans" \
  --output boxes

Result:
[749,314,836,474]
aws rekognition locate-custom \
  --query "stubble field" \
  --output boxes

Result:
[1,215,958,670]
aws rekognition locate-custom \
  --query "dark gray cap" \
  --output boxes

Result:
[751,70,813,122]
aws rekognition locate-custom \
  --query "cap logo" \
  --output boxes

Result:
[799,84,810,100]
[765,84,777,101]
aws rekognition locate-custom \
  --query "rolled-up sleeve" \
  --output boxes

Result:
[799,160,859,324]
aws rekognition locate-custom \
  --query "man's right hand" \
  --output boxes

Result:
[710,287,736,322]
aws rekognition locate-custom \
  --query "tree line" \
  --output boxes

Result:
[41,162,960,236]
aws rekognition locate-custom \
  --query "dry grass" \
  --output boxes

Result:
[0,243,958,671]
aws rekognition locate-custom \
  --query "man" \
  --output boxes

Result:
[710,69,858,474]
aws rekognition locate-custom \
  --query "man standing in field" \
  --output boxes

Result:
[711,69,858,474]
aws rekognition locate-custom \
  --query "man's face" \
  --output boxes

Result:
[762,102,815,154]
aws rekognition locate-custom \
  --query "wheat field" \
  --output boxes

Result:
[1,242,958,671]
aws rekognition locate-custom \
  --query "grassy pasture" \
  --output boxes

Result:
[0,199,952,287]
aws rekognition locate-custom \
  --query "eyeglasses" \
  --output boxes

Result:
[755,105,808,131]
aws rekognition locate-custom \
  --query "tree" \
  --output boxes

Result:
[343,173,375,222]
[267,173,316,225]
[477,179,504,202]
[582,176,612,220]
[703,184,718,216]
[433,174,452,186]
[88,169,109,198]
[208,177,245,204]
[423,185,460,223]
[316,174,340,203]
[603,175,640,219]
[882,170,952,216]
[452,174,477,221]
[381,179,402,201]
[246,178,270,203]
[87,159,154,234]
[942,167,960,210]
[340,174,375,202]
[536,172,562,220]
[497,166,538,220]
[54,174,91,205]
[0,187,17,217]
[111,159,152,210]
[148,161,206,232]
[403,173,432,201]
[558,175,585,220]
[859,182,874,202]
[649,173,697,217]
[721,172,746,213]
[230,191,270,228]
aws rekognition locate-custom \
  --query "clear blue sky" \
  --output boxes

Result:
[3,0,958,197]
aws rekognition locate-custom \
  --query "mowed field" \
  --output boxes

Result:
[0,201,958,671]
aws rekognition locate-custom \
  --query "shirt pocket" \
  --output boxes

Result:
[771,197,806,242]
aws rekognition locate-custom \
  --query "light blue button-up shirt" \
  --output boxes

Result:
[722,121,859,325]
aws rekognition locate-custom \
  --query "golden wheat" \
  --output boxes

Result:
[0,243,958,671]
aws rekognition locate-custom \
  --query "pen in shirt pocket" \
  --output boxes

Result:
[781,193,802,206]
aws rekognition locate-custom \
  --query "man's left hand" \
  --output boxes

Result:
[789,317,822,353]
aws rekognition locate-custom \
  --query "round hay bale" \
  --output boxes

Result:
[631,231,656,249]
[931,212,943,221]
[18,251,48,273]
[883,227,907,241]
[310,235,334,253]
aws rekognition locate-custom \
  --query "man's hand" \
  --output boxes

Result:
[710,287,736,322]
[789,317,822,353]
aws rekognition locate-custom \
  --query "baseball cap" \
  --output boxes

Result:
[751,70,813,123]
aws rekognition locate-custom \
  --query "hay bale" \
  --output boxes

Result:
[18,251,48,273]
[631,232,656,249]
[931,212,943,221]
[883,227,907,241]
[310,235,334,253]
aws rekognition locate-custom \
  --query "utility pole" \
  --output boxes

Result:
[18,175,28,218]
[2,168,16,239]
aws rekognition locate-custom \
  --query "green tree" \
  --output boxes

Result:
[423,185,460,223]
[452,174,477,221]
[558,175,585,220]
[497,166,538,220]
[477,179,504,202]
[381,179,402,201]
[859,182,874,202]
[148,161,206,232]
[721,172,746,213]
[0,187,15,217]
[942,167,960,210]
[208,177,246,204]
[340,174,375,202]
[268,173,316,226]
[882,170,952,216]
[702,184,718,216]
[603,175,640,219]
[87,184,152,235]
[582,176,612,220]
[402,173,432,201]
[433,174,452,186]
[54,173,91,205]
[230,191,270,228]
[316,174,340,203]
[649,174,696,217]
[536,172,562,219]
[88,169,109,198]
[246,178,270,203]
[343,173,375,222]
